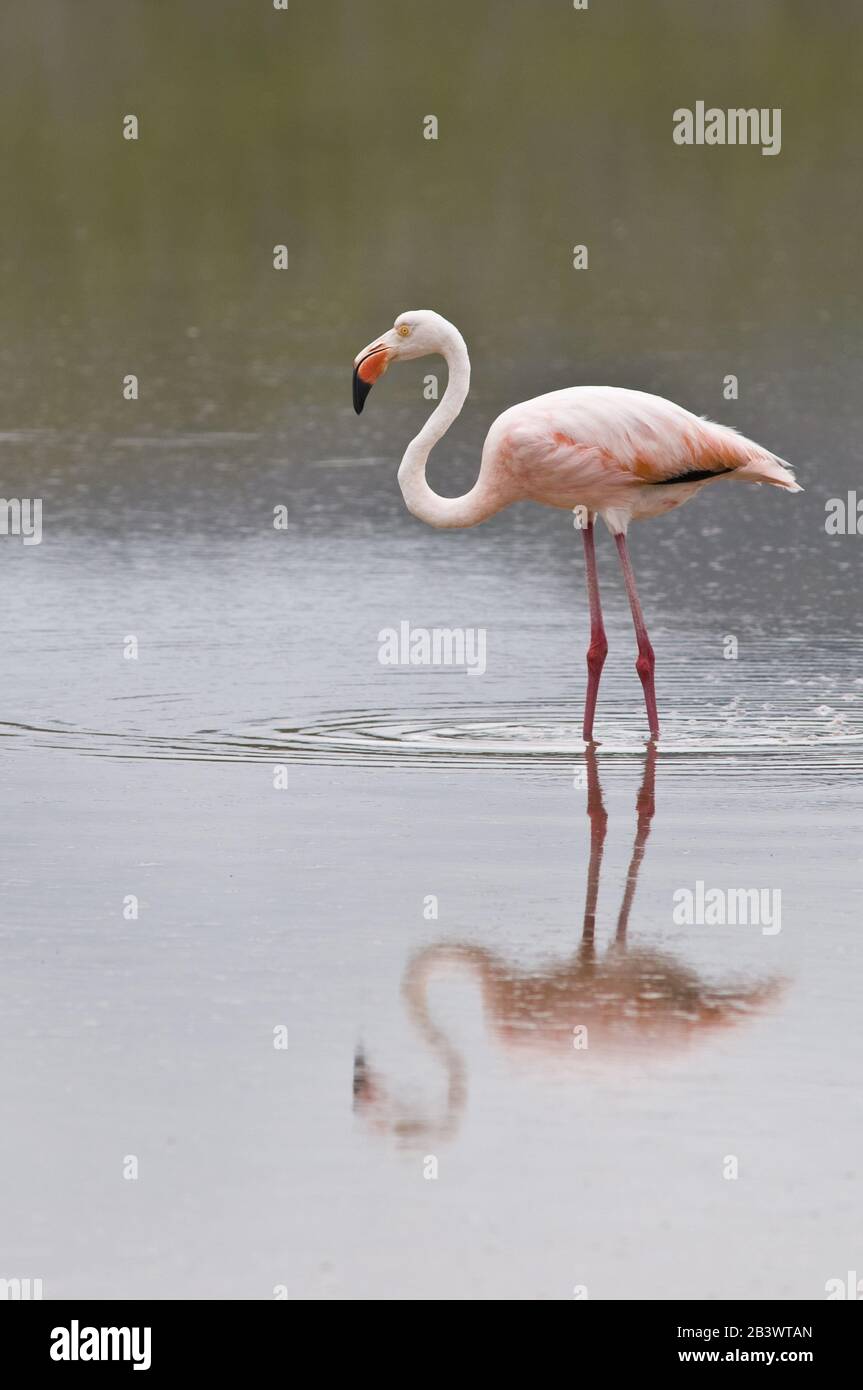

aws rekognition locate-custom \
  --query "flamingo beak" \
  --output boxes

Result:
[352,341,391,414]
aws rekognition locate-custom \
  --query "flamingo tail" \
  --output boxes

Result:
[705,421,803,492]
[731,451,802,491]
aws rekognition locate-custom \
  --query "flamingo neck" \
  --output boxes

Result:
[397,328,491,529]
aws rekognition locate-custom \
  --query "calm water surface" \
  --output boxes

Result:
[2,407,862,1300]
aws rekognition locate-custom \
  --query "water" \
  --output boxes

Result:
[1,0,862,1301]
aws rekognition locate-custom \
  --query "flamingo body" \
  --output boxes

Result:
[482,385,799,534]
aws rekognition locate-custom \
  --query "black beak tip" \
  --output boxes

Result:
[352,365,372,415]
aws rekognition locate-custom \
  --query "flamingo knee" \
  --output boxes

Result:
[587,638,608,675]
[635,643,654,684]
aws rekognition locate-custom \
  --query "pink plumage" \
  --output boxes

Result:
[485,385,799,533]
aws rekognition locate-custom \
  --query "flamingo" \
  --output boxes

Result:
[353,310,802,740]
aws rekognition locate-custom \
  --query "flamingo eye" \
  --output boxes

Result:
[396,324,411,338]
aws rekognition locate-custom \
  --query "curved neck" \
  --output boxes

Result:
[397,329,493,529]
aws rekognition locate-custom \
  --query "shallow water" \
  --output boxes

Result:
[2,0,862,1301]
[2,421,862,1301]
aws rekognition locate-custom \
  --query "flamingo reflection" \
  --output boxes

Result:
[354,745,781,1142]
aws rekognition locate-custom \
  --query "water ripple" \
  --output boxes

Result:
[2,698,862,782]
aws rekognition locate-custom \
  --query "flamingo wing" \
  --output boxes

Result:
[491,386,798,505]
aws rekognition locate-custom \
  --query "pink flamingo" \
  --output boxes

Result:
[353,310,801,740]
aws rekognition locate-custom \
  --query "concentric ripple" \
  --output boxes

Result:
[265,701,863,776]
[3,696,862,781]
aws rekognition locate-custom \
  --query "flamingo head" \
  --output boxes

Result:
[352,309,452,414]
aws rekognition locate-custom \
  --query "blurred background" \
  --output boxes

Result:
[1,0,860,429]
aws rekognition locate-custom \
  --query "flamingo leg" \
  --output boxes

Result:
[581,519,608,742]
[614,532,660,739]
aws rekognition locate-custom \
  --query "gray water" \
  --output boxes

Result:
[1,0,862,1301]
